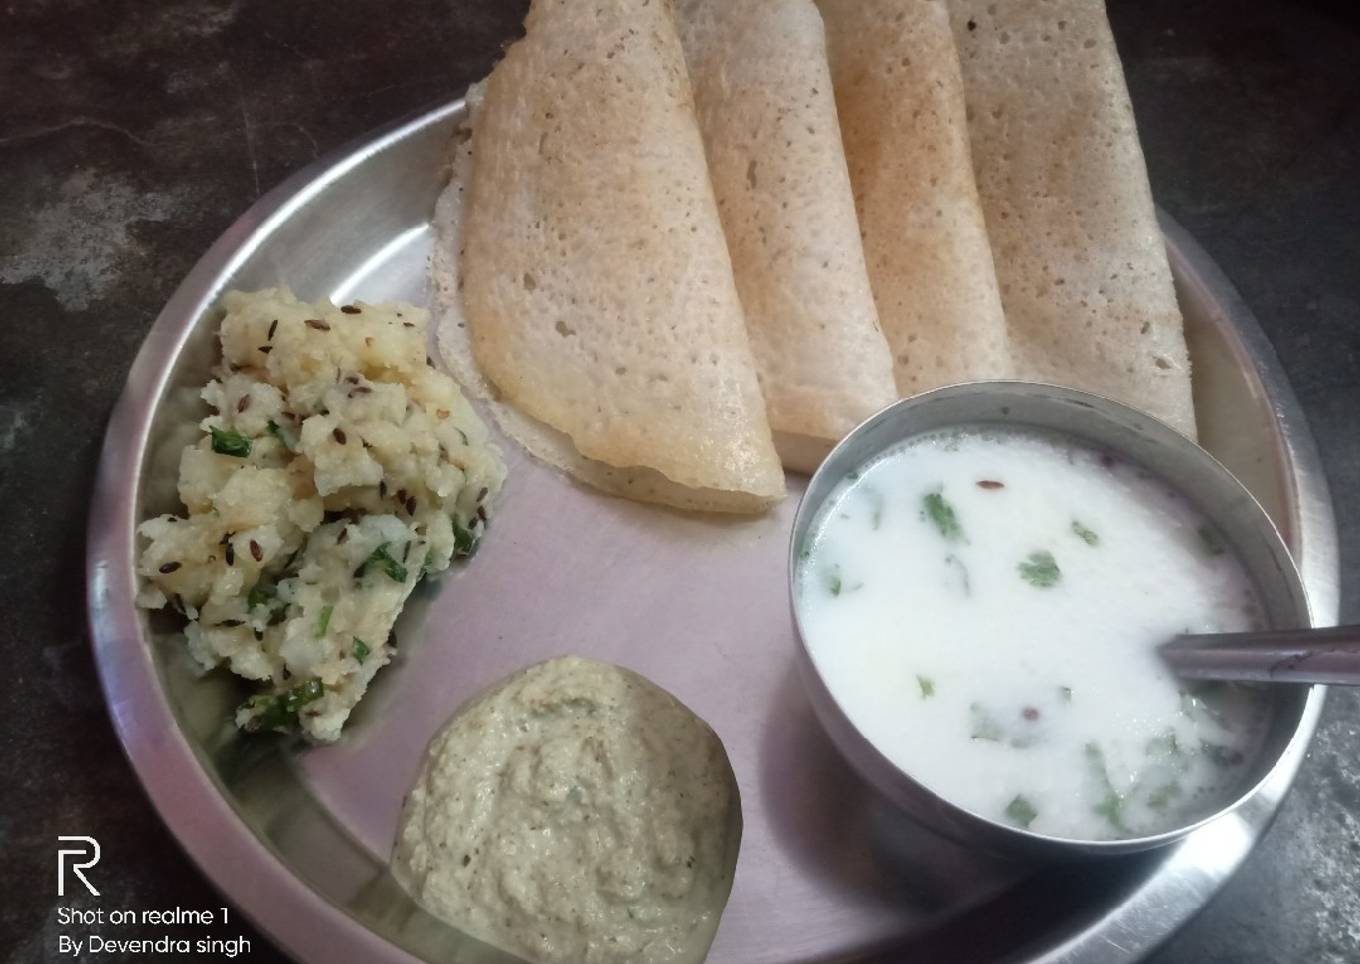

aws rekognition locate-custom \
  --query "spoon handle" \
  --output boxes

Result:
[1161,625,1360,685]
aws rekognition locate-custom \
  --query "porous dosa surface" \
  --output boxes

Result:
[949,0,1197,437]
[817,0,1011,395]
[678,0,897,458]
[460,0,785,502]
[434,90,783,514]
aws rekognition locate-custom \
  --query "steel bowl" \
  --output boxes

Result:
[788,381,1314,859]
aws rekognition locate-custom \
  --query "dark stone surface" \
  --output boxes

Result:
[0,1,1354,961]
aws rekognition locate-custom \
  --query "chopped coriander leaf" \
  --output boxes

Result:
[1200,741,1245,767]
[239,680,324,734]
[452,519,481,558]
[210,426,253,458]
[240,693,291,733]
[316,604,334,638]
[862,486,885,530]
[970,703,1003,742]
[1146,730,1184,761]
[266,419,292,449]
[1059,685,1074,703]
[1197,525,1226,557]
[1180,690,1229,729]
[1146,782,1183,811]
[944,553,971,596]
[1085,742,1129,833]
[1005,794,1038,829]
[916,675,936,699]
[1018,550,1061,588]
[363,543,408,583]
[247,580,275,611]
[353,638,371,664]
[1093,794,1126,832]
[1071,520,1100,546]
[1094,793,1127,832]
[923,491,963,541]
[827,568,843,597]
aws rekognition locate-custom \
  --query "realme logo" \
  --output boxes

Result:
[57,836,100,897]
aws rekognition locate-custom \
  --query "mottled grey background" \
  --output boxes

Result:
[1,0,1356,961]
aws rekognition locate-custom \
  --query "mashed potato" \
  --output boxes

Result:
[136,288,506,742]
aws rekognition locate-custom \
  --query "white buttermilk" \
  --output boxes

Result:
[797,428,1269,841]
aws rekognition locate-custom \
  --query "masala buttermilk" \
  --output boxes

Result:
[796,427,1271,841]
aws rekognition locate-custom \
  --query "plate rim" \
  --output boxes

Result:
[85,97,1340,964]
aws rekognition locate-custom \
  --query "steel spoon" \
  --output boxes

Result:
[1161,624,1360,685]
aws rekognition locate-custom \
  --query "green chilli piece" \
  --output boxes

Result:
[210,426,253,458]
[1018,550,1061,588]
[353,638,371,664]
[1071,520,1100,546]
[1005,794,1038,829]
[316,604,334,638]
[923,491,963,541]
[284,679,324,713]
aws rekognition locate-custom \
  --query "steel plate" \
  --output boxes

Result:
[87,98,1339,964]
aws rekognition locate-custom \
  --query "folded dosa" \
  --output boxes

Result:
[678,0,897,470]
[459,0,785,507]
[817,0,1011,395]
[948,0,1196,437]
